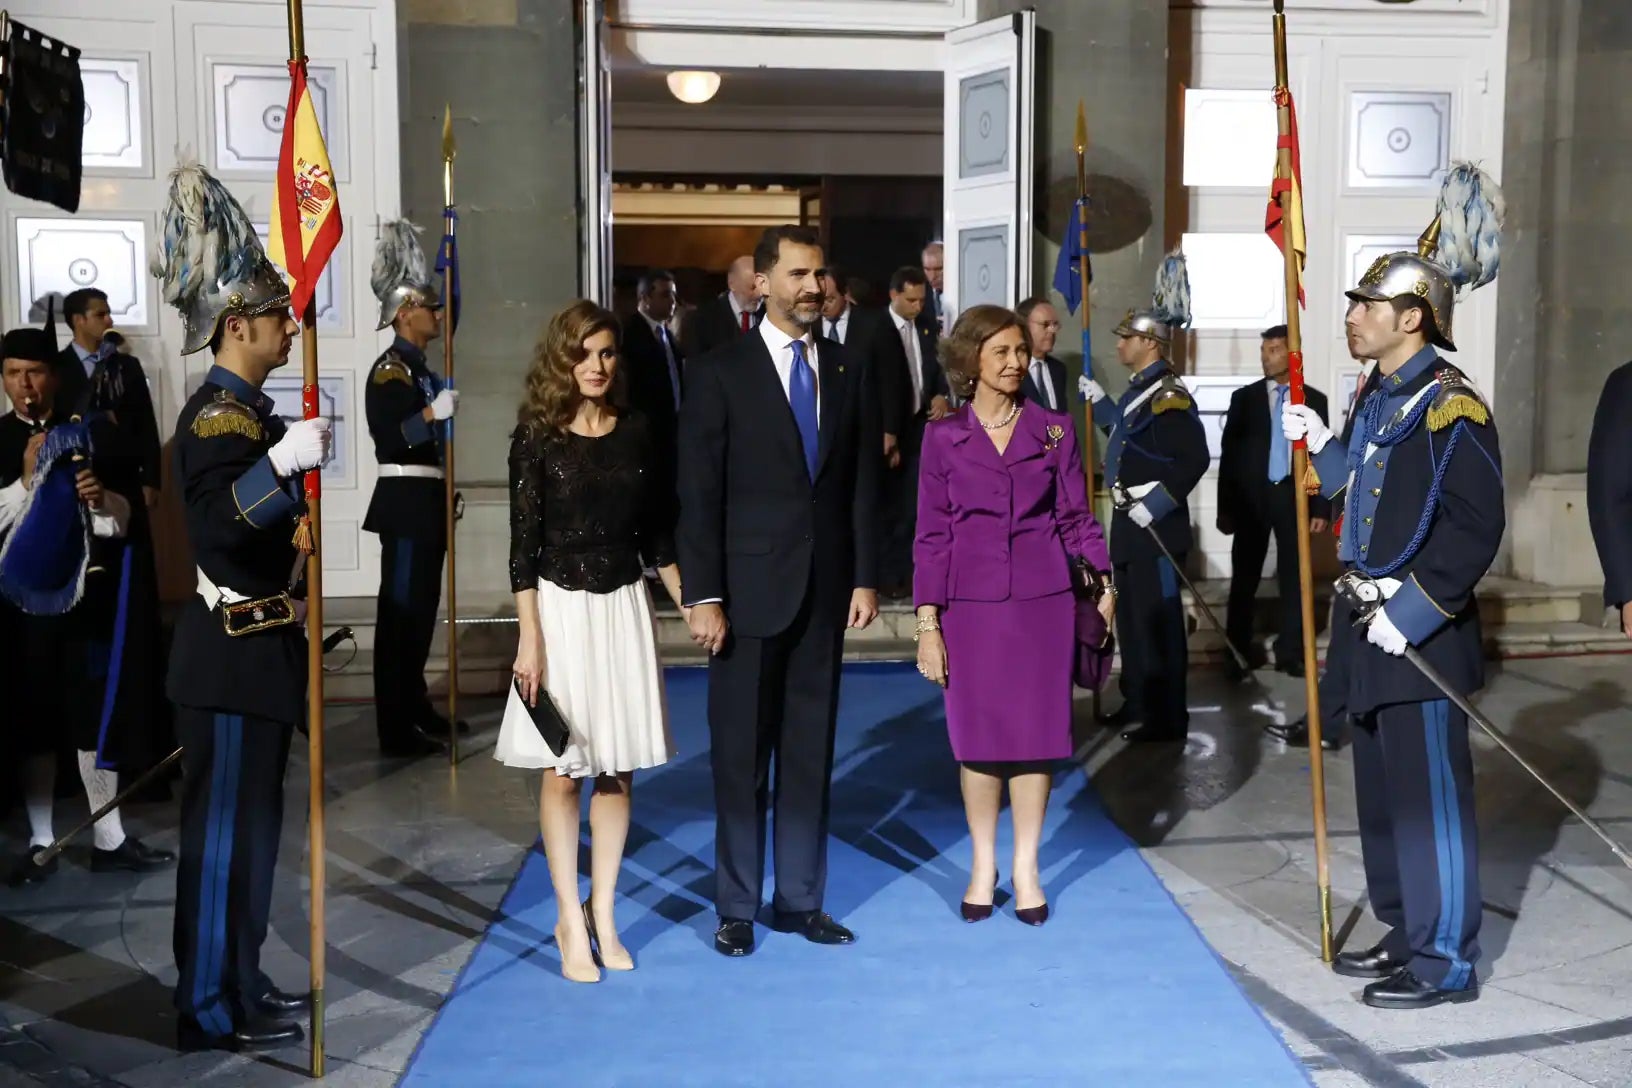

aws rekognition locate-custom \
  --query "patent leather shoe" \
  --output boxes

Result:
[254,986,312,1015]
[1014,903,1050,926]
[960,869,998,922]
[91,837,176,873]
[380,725,448,758]
[1332,942,1410,979]
[1362,967,1478,1010]
[8,846,57,887]
[178,1016,304,1053]
[714,918,755,957]
[1120,723,1187,744]
[1096,705,1141,728]
[771,910,855,946]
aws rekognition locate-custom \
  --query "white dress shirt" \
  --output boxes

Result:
[759,317,820,424]
[888,306,924,409]
[729,294,760,330]
[824,306,851,345]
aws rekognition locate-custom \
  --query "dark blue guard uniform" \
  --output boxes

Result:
[363,336,450,751]
[1310,346,1504,997]
[169,365,307,1045]
[1095,361,1210,738]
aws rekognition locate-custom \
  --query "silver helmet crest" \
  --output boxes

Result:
[371,220,440,331]
[151,162,291,356]
[1344,162,1505,352]
[1114,248,1191,346]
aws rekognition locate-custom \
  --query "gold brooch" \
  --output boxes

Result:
[1045,424,1064,449]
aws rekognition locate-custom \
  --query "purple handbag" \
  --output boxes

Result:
[1069,558,1114,691]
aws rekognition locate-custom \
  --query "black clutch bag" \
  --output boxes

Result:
[514,678,570,757]
[1069,556,1112,601]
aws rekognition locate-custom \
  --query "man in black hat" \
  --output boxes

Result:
[0,326,175,883]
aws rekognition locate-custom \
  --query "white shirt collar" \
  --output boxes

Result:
[758,315,814,359]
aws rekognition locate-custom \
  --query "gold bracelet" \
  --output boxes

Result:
[913,617,940,642]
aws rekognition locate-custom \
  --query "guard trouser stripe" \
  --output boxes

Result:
[192,713,243,1034]
[1424,699,1471,988]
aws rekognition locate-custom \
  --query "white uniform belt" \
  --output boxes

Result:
[196,567,249,609]
[379,464,444,480]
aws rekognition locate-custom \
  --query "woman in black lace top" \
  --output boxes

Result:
[495,300,685,984]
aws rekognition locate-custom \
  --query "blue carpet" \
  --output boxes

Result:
[403,663,1311,1088]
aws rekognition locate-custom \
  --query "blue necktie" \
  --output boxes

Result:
[789,339,819,480]
[1269,383,1290,483]
[657,324,681,407]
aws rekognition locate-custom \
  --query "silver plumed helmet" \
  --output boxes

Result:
[1344,162,1505,352]
[371,220,440,331]
[1114,248,1191,346]
[151,162,291,356]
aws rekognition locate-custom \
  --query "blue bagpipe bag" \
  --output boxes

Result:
[0,419,94,615]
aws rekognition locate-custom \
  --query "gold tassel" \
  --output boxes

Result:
[1302,460,1321,496]
[1427,394,1489,432]
[291,515,315,556]
[191,412,262,441]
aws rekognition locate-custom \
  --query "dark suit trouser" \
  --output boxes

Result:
[708,590,844,920]
[1224,480,1303,665]
[173,708,292,1036]
[1114,550,1190,731]
[1314,598,1351,729]
[879,417,925,589]
[373,533,446,741]
[1351,699,1480,989]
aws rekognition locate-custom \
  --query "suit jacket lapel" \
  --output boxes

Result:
[814,338,843,477]
[1002,401,1048,465]
[746,334,808,474]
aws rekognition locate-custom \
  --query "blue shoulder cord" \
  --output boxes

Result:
[1345,383,1464,577]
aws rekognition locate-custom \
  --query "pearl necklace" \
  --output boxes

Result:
[977,400,1021,431]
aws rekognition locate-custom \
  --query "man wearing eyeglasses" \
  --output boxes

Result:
[1017,297,1068,412]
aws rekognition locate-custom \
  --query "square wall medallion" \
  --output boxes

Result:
[15,217,150,329]
[80,57,146,172]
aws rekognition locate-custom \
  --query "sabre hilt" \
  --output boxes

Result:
[1110,483,1133,510]
[1333,571,1391,625]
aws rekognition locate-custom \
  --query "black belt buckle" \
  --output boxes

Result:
[220,591,297,637]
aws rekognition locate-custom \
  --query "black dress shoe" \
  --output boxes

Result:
[92,837,176,873]
[380,725,448,758]
[1096,705,1141,728]
[1362,967,1478,1009]
[1121,723,1187,744]
[1332,942,1410,979]
[1277,659,1306,678]
[424,713,472,738]
[771,910,855,946]
[254,986,312,1015]
[714,918,755,957]
[178,1016,304,1053]
[8,846,56,887]
[1264,718,1344,751]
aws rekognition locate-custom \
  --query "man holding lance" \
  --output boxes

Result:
[153,162,333,1051]
[0,324,175,882]
[1281,163,1505,1009]
[365,221,459,758]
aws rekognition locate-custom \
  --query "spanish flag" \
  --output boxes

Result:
[1264,86,1305,307]
[269,59,342,321]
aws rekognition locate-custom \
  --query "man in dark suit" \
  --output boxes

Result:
[877,266,947,596]
[685,255,763,357]
[1217,324,1331,680]
[58,289,163,508]
[1016,297,1068,412]
[917,241,947,341]
[677,224,881,959]
[1588,360,1632,638]
[622,269,685,529]
[820,267,894,463]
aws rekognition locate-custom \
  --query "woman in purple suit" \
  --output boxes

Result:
[913,305,1113,926]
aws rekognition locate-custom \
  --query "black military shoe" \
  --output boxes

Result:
[1263,718,1344,751]
[254,986,312,1015]
[8,846,57,887]
[771,910,855,946]
[380,724,448,758]
[1333,942,1410,979]
[1362,967,1478,1010]
[178,1015,304,1053]
[92,837,176,873]
[1096,705,1141,729]
[1121,723,1187,744]
[423,712,472,738]
[714,918,755,957]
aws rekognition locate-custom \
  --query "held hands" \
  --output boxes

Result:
[848,588,879,630]
[512,632,546,707]
[1280,402,1334,455]
[687,602,729,655]
[1365,608,1409,656]
[268,417,334,478]
[1079,376,1106,404]
[429,389,460,422]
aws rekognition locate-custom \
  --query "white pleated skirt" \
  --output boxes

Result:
[494,577,676,778]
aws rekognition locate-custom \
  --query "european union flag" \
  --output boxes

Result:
[1052,198,1090,315]
[436,209,460,336]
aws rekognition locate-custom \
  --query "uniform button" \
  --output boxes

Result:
[1371,488,1380,496]
[1360,545,1368,552]
[1375,459,1384,468]
[1364,517,1372,524]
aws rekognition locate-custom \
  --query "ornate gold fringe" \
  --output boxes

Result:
[1302,460,1321,496]
[191,412,262,441]
[1152,394,1193,414]
[291,515,315,556]
[1427,394,1489,431]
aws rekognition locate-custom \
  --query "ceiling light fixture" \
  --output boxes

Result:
[666,70,722,105]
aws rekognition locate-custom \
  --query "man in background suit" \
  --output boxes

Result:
[879,266,947,597]
[686,255,763,357]
[1218,324,1330,681]
[917,242,948,340]
[821,267,893,462]
[622,269,685,529]
[1017,297,1068,412]
[678,224,880,959]
[58,289,163,509]
[1588,359,1632,638]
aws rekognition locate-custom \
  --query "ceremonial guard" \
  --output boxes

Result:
[365,221,458,757]
[1083,252,1209,743]
[154,163,332,1051]
[0,325,175,881]
[1281,163,1505,1009]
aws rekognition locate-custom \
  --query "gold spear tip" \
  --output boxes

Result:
[441,104,456,162]
[1074,100,1088,154]
[1417,216,1442,259]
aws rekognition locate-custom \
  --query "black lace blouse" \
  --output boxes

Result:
[508,412,677,594]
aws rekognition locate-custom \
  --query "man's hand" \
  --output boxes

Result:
[884,433,901,470]
[687,602,729,655]
[1309,517,1329,536]
[1281,402,1335,455]
[427,389,459,422]
[268,417,333,477]
[848,588,879,630]
[1129,503,1154,529]
[74,468,105,511]
[20,433,45,488]
[1620,601,1632,638]
[928,395,952,421]
[1366,608,1409,656]
[143,485,160,509]
[1080,376,1106,404]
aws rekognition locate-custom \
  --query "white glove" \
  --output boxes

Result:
[1129,503,1154,529]
[1366,608,1409,656]
[430,389,459,421]
[1281,402,1335,455]
[1079,376,1106,403]
[268,417,333,478]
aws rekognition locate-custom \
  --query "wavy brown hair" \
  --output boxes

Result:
[518,299,624,435]
[937,304,1030,399]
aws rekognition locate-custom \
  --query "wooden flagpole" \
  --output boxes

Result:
[441,105,460,766]
[1272,0,1333,963]
[1074,100,1101,720]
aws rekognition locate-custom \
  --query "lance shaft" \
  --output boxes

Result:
[442,133,460,766]
[1272,0,1334,963]
[1075,102,1102,718]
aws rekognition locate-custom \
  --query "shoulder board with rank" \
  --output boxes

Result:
[191,392,262,441]
[1149,373,1193,414]
[371,352,413,386]
[1427,368,1490,431]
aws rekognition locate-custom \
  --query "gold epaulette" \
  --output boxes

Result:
[191,393,262,441]
[1427,369,1491,431]
[1150,374,1193,414]
[371,352,413,386]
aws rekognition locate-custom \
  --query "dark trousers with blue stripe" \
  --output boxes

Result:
[1352,699,1481,989]
[374,534,446,743]
[172,708,293,1035]
[1113,551,1190,732]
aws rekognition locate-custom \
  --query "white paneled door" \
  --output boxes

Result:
[1,0,400,597]
[941,11,1035,324]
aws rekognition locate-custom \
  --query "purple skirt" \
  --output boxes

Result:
[939,590,1075,763]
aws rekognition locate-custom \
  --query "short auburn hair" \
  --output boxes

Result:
[937,304,1029,400]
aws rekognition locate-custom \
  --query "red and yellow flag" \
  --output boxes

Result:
[269,59,342,321]
[1264,86,1306,307]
